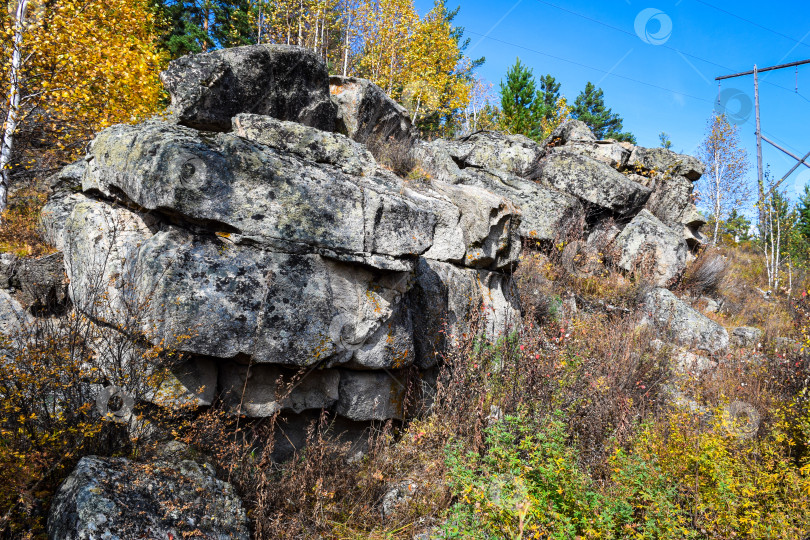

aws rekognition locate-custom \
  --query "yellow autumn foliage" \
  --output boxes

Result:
[356,0,470,125]
[0,0,165,167]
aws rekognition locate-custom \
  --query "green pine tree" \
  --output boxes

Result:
[720,208,752,241]
[500,58,542,139]
[571,82,635,143]
[536,74,561,121]
[212,0,257,49]
[796,185,810,239]
[151,0,216,58]
[151,0,258,59]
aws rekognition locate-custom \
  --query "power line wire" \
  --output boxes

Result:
[466,30,807,156]
[531,0,809,98]
[694,0,810,49]
[464,30,714,104]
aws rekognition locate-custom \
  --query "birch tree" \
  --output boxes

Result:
[460,75,493,135]
[761,189,798,292]
[0,0,163,216]
[697,113,751,244]
[0,0,29,216]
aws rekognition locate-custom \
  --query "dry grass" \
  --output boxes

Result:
[709,243,795,341]
[366,134,415,177]
[679,246,728,297]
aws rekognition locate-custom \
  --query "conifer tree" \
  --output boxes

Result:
[721,209,752,241]
[537,74,561,121]
[571,82,635,143]
[795,184,810,255]
[499,58,541,138]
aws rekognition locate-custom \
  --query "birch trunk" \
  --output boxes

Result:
[0,0,29,217]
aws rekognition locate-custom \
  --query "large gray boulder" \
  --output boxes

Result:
[533,151,652,215]
[329,75,412,144]
[640,288,729,354]
[160,44,335,132]
[542,120,597,146]
[614,210,688,286]
[83,121,431,259]
[48,456,249,540]
[81,121,518,271]
[63,199,416,368]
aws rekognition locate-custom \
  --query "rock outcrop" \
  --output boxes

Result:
[29,45,710,442]
[0,43,724,537]
[329,75,413,144]
[37,45,522,429]
[48,455,249,540]
[414,119,706,282]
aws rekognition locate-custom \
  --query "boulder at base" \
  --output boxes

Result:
[48,455,249,540]
[614,210,688,286]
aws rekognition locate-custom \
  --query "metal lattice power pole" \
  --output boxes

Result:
[715,58,810,233]
[716,58,810,290]
[754,65,765,233]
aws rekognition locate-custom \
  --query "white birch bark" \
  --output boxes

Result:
[0,0,29,217]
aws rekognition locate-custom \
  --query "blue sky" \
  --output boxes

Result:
[415,0,810,203]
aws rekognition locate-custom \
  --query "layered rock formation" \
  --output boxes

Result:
[40,44,523,428]
[413,117,706,286]
[30,44,706,428]
[0,42,721,539]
